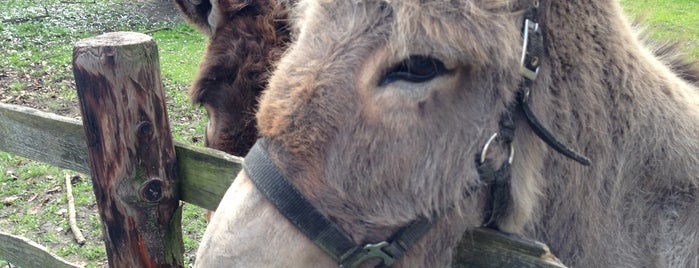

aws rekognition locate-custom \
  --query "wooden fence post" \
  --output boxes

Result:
[72,32,184,267]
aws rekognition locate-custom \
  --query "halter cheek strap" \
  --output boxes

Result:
[478,0,590,229]
[520,0,590,166]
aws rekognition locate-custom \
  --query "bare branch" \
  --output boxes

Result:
[65,173,86,245]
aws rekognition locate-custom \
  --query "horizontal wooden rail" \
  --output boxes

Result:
[0,102,239,211]
[0,231,82,268]
[455,228,565,267]
[0,102,89,174]
[0,101,566,267]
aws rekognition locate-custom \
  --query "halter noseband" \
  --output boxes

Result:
[242,1,589,266]
[244,139,433,268]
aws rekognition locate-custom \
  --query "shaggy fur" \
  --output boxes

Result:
[174,0,291,156]
[197,0,699,267]
[651,42,699,84]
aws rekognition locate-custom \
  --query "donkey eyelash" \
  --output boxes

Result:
[379,55,450,86]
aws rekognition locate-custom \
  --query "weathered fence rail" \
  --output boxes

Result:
[0,231,80,268]
[0,31,565,267]
[0,101,241,211]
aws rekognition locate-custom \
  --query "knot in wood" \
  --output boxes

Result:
[103,46,116,57]
[136,121,154,139]
[140,178,164,202]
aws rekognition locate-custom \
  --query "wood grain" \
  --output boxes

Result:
[73,31,184,267]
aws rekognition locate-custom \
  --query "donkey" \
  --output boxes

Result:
[196,0,699,267]
[174,0,697,160]
[174,0,291,157]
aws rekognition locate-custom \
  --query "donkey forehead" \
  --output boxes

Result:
[292,0,523,64]
[258,0,523,141]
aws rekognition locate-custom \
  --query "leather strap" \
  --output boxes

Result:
[479,0,590,229]
[244,139,434,267]
[244,139,356,261]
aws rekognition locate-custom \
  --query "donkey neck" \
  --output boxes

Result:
[538,0,699,154]
[521,1,699,266]
[541,0,694,94]
[532,0,695,153]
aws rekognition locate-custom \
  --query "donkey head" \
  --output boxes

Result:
[197,1,552,266]
[175,0,290,156]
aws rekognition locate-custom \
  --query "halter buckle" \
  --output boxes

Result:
[340,241,396,268]
[520,19,542,81]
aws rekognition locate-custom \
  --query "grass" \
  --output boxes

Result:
[621,0,699,59]
[1,0,208,267]
[151,23,209,144]
[0,0,697,267]
[0,153,109,266]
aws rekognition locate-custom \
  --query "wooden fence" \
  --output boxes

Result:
[0,32,565,267]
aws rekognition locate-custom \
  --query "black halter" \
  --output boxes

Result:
[244,140,433,268]
[242,0,590,266]
[478,0,590,229]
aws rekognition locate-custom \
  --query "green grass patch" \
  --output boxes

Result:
[152,24,208,85]
[621,0,699,59]
[151,24,209,147]
[1,0,208,266]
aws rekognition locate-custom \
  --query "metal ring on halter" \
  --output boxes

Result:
[479,133,515,164]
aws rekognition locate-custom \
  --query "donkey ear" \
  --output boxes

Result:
[174,0,219,37]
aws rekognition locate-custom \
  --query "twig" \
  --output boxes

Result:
[64,174,86,245]
[1,15,49,24]
[59,0,96,4]
[2,4,51,24]
[143,27,193,36]
[143,27,172,34]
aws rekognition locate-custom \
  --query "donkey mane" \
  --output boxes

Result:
[649,41,699,84]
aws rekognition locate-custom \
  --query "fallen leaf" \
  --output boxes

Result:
[56,208,68,215]
[2,195,19,205]
[4,170,17,180]
[45,185,62,194]
[29,206,40,214]
[70,175,82,184]
[38,197,50,206]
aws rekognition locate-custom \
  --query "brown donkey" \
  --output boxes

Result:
[196,0,699,267]
[174,0,291,157]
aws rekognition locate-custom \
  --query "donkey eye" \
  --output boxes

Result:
[380,55,448,86]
